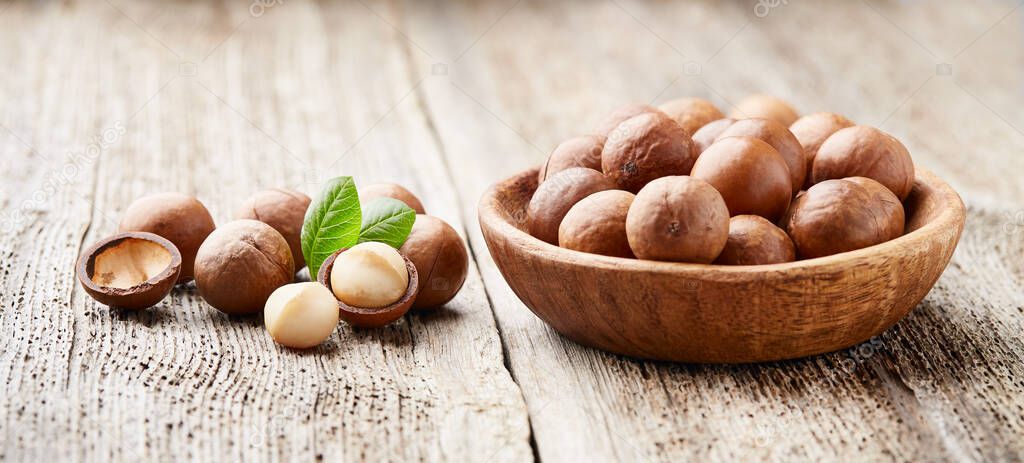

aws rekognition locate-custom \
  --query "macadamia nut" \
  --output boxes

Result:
[601,112,696,193]
[716,118,807,192]
[559,190,635,258]
[789,112,854,188]
[234,188,311,271]
[399,215,469,308]
[330,242,409,308]
[657,97,725,135]
[783,177,905,259]
[539,135,605,182]
[692,118,735,154]
[194,220,295,314]
[626,176,729,263]
[264,282,339,349]
[691,136,793,221]
[118,192,215,283]
[812,125,915,200]
[527,167,616,244]
[359,183,426,214]
[714,215,796,265]
[729,94,799,127]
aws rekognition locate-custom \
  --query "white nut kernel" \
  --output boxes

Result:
[264,282,339,349]
[330,242,409,308]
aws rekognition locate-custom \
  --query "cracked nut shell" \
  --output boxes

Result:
[716,118,807,192]
[399,215,469,309]
[657,97,725,135]
[76,232,182,310]
[559,189,636,259]
[527,167,616,244]
[691,136,793,221]
[359,183,426,214]
[317,247,420,328]
[729,94,799,127]
[118,192,215,283]
[783,177,905,259]
[812,125,915,200]
[601,111,697,193]
[714,215,796,265]
[625,176,729,263]
[234,188,311,271]
[789,112,854,189]
[538,135,605,182]
[194,219,295,315]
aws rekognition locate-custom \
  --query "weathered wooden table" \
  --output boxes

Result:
[2,1,1022,461]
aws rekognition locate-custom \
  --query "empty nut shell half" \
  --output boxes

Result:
[317,247,420,328]
[76,232,182,310]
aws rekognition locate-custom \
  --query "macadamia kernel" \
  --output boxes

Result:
[330,242,409,308]
[264,282,339,349]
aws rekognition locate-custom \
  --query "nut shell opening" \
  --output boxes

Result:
[76,232,182,310]
[316,247,420,328]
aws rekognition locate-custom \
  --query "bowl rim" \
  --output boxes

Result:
[479,167,966,279]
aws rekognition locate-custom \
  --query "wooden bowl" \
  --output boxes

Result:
[478,167,966,363]
[316,247,419,328]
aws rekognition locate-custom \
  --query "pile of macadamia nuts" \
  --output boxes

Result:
[530,94,913,265]
[77,182,469,350]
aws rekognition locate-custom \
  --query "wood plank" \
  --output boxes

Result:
[0,1,530,461]
[404,0,1024,461]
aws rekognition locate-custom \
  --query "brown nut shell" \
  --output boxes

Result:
[811,125,915,200]
[538,135,605,182]
[527,167,616,244]
[625,176,729,263]
[194,220,295,315]
[657,97,725,135]
[601,112,697,193]
[692,118,735,154]
[716,118,806,192]
[399,215,469,309]
[713,215,795,265]
[118,192,215,283]
[558,190,635,258]
[690,136,793,221]
[234,188,311,271]
[359,183,426,214]
[783,177,906,259]
[789,112,854,189]
[76,232,182,310]
[729,94,799,127]
[593,104,666,138]
[317,247,419,327]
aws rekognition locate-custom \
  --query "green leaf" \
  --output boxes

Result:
[358,198,417,249]
[301,176,361,278]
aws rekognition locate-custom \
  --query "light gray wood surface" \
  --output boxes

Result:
[1,1,1022,461]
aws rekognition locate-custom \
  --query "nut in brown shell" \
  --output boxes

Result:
[783,177,905,259]
[789,112,854,189]
[592,103,666,137]
[76,231,182,310]
[194,220,295,315]
[399,215,469,309]
[716,118,806,192]
[691,118,735,154]
[234,188,311,271]
[714,215,795,265]
[812,125,915,200]
[601,111,696,193]
[317,247,420,328]
[527,167,616,244]
[559,190,635,259]
[657,97,725,135]
[538,135,605,182]
[690,136,792,221]
[625,176,730,263]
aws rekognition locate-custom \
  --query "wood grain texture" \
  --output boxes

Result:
[0,0,1022,462]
